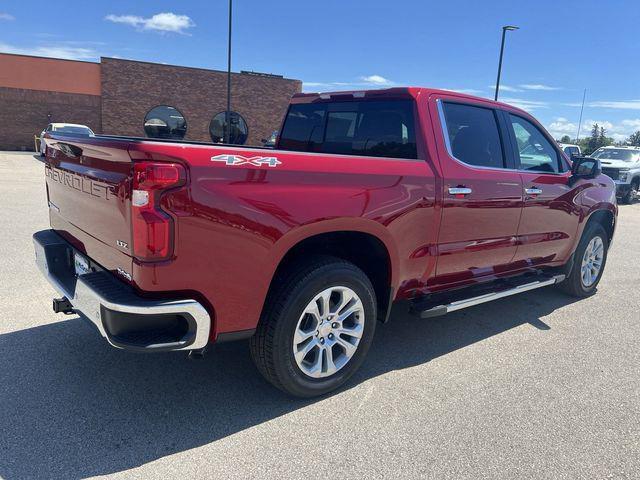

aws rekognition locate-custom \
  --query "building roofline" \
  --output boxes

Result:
[100,56,301,83]
[0,51,99,65]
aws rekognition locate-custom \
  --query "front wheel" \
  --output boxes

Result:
[620,180,638,204]
[559,223,609,297]
[250,256,377,397]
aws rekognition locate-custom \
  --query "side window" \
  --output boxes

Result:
[508,115,561,173]
[278,104,326,152]
[441,102,505,169]
[279,100,417,159]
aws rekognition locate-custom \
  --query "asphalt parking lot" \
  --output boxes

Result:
[0,150,638,479]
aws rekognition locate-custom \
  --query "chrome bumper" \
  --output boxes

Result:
[33,229,211,352]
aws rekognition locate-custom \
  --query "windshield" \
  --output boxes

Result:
[592,148,639,162]
[54,126,93,135]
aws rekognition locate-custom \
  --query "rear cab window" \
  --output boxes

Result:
[440,101,506,169]
[278,100,417,159]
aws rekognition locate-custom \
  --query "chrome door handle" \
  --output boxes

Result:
[448,187,472,196]
[525,187,543,195]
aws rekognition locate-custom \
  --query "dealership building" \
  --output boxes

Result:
[0,52,302,151]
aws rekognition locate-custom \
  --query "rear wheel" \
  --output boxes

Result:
[559,223,609,297]
[250,256,376,397]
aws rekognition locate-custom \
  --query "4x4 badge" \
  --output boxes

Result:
[211,154,281,167]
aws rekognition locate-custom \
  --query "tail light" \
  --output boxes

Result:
[131,161,186,261]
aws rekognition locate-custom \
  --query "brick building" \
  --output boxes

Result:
[0,53,301,151]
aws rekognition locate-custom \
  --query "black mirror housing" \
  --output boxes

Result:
[571,156,601,178]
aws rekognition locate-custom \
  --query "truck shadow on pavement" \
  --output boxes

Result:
[0,287,579,479]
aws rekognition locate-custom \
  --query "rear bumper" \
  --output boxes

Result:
[33,229,211,352]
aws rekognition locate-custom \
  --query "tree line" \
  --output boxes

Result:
[558,124,640,155]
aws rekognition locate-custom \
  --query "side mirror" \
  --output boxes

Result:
[571,156,601,178]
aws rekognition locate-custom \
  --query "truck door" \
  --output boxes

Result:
[428,95,523,287]
[503,112,579,266]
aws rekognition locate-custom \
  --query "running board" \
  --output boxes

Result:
[418,274,565,319]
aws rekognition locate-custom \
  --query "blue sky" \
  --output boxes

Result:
[1,0,639,141]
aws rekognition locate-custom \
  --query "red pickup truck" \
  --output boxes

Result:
[35,87,617,397]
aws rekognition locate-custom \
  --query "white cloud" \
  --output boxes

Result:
[303,75,395,92]
[563,99,640,110]
[519,84,561,91]
[0,13,15,20]
[547,117,640,142]
[499,97,549,112]
[582,119,638,142]
[547,117,578,139]
[105,12,195,34]
[0,42,98,60]
[360,75,392,85]
[490,84,522,92]
[587,100,640,110]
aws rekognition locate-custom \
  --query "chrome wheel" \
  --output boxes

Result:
[581,236,604,287]
[292,286,365,379]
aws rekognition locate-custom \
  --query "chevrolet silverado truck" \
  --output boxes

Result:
[35,88,617,397]
[591,145,640,204]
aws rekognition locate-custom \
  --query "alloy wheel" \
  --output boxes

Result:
[292,286,365,379]
[581,236,604,287]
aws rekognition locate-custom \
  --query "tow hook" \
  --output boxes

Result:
[188,347,207,360]
[52,297,74,315]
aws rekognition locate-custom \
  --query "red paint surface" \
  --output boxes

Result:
[43,87,618,341]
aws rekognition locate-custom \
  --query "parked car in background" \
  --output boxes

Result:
[39,123,94,156]
[262,130,278,148]
[591,146,640,203]
[35,87,617,397]
[558,143,582,158]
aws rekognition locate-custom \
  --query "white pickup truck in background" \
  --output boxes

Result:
[592,146,640,203]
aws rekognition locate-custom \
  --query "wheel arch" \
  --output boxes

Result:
[583,207,616,244]
[265,219,400,323]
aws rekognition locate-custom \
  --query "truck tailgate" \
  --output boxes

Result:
[45,136,134,279]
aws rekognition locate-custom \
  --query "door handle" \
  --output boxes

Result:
[525,187,543,195]
[448,187,472,196]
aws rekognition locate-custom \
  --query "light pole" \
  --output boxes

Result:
[494,25,519,101]
[575,88,587,143]
[225,0,233,144]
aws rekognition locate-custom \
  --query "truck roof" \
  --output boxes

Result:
[597,145,640,150]
[292,87,530,116]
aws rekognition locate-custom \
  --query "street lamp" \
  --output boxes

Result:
[494,25,519,101]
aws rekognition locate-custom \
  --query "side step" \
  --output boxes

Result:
[416,274,565,319]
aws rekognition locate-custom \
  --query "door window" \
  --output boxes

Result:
[509,115,561,173]
[441,102,506,169]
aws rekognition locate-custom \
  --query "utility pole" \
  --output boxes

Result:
[494,25,519,101]
[225,0,233,144]
[576,88,587,143]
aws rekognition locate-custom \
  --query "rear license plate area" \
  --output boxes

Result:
[74,252,90,276]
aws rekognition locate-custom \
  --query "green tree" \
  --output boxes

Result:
[559,135,571,144]
[585,123,601,155]
[626,131,640,146]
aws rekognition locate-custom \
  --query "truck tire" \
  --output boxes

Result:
[620,179,638,204]
[559,223,609,297]
[250,256,377,397]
